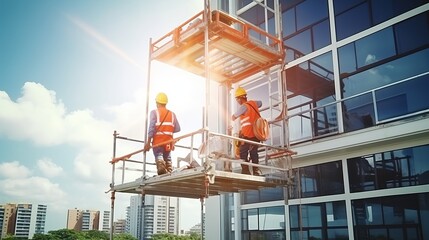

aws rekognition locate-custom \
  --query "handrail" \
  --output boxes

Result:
[111,127,296,164]
[110,128,206,164]
[273,71,429,124]
[151,10,283,56]
[208,131,296,155]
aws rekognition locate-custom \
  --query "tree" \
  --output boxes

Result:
[151,233,201,240]
[3,235,26,240]
[46,229,80,240]
[22,229,137,240]
[80,230,109,240]
[113,233,137,240]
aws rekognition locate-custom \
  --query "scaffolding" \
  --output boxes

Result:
[108,1,295,239]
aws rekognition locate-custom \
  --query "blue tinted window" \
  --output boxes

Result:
[342,49,429,98]
[248,208,258,230]
[237,0,253,9]
[267,0,274,9]
[284,29,311,56]
[258,206,285,230]
[338,43,357,75]
[338,13,429,77]
[283,8,296,37]
[376,74,429,121]
[348,144,429,192]
[296,0,328,31]
[219,0,229,12]
[290,201,348,239]
[289,161,344,199]
[355,28,395,68]
[281,0,304,9]
[343,93,375,132]
[313,19,331,51]
[336,2,370,40]
[282,0,330,61]
[239,4,265,26]
[371,0,395,24]
[335,0,428,41]
[241,186,284,204]
[333,0,365,14]
[395,13,429,54]
[242,206,285,232]
[352,193,429,239]
[287,52,336,140]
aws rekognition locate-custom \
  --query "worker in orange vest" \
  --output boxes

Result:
[231,87,262,176]
[144,92,181,175]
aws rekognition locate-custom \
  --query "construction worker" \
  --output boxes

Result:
[231,87,262,176]
[144,92,181,175]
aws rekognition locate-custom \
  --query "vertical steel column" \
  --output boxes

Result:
[140,192,145,240]
[200,197,205,240]
[203,0,210,133]
[143,38,153,176]
[109,131,118,240]
[202,2,210,239]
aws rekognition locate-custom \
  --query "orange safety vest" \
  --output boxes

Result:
[240,101,259,138]
[153,107,175,146]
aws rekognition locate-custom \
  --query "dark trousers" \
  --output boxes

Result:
[239,137,259,164]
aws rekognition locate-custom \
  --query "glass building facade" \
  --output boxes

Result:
[206,0,429,239]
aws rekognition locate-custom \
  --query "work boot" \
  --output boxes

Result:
[165,160,173,173]
[241,164,251,175]
[156,160,167,175]
[253,167,262,176]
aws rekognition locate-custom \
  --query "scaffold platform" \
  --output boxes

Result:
[150,10,283,83]
[111,166,287,199]
[110,129,295,199]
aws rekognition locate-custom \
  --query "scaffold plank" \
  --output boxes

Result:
[112,167,287,199]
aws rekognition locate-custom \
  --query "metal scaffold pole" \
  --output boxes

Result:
[202,1,210,239]
[109,131,118,240]
[200,197,205,240]
[143,38,153,176]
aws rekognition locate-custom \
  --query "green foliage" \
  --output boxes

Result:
[113,233,137,240]
[80,230,109,240]
[3,234,27,240]
[27,229,136,240]
[46,229,80,240]
[151,233,201,240]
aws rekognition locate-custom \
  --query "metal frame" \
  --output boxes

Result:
[108,1,293,239]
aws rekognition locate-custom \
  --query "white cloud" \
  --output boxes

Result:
[0,161,32,179]
[0,161,67,210]
[0,81,202,231]
[0,82,66,146]
[37,158,63,178]
[0,82,112,149]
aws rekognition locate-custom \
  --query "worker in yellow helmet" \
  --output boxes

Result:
[144,92,181,175]
[231,87,263,176]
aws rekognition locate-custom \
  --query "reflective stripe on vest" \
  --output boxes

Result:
[239,101,259,138]
[153,108,174,145]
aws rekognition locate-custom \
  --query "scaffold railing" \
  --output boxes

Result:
[109,128,296,199]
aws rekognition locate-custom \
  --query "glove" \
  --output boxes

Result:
[143,142,151,152]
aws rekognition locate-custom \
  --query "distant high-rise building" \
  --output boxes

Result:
[66,209,100,231]
[125,206,131,234]
[0,203,47,239]
[101,211,110,232]
[113,219,126,234]
[126,195,179,239]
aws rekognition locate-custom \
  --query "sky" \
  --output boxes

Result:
[0,0,207,232]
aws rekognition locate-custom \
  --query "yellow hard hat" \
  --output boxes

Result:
[155,92,168,104]
[235,87,247,98]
